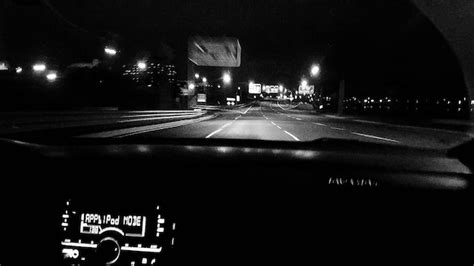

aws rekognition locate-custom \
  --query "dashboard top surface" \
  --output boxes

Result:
[0,137,471,191]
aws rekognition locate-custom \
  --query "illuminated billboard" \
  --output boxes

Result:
[188,36,241,67]
[197,93,207,103]
[264,85,280,94]
[249,83,262,94]
[298,85,315,95]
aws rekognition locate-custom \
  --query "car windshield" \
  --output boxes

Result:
[0,0,472,149]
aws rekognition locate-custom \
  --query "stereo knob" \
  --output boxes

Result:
[96,237,121,264]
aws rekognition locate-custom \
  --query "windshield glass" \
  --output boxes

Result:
[0,0,472,149]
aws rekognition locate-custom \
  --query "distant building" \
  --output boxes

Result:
[122,61,177,85]
[120,59,178,109]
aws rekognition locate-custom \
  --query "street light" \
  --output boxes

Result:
[188,83,196,90]
[202,77,207,83]
[311,64,320,77]
[104,47,117,56]
[32,63,46,72]
[16,67,22,74]
[223,72,231,84]
[137,61,147,70]
[194,73,200,79]
[46,72,57,82]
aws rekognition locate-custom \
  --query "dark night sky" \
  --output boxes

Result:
[0,0,469,97]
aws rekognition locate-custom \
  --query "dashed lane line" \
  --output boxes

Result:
[351,132,400,143]
[284,130,300,141]
[205,128,223,139]
[313,122,326,126]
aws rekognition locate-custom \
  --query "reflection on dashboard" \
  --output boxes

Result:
[328,177,379,187]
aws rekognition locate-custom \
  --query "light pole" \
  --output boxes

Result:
[310,64,322,109]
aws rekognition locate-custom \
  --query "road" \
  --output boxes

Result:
[125,101,471,149]
[0,101,471,149]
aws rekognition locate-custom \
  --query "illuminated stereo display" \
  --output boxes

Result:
[80,213,146,237]
[60,199,175,265]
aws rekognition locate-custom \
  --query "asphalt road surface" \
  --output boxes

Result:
[0,101,471,149]
[126,101,471,149]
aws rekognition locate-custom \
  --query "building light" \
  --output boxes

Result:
[46,72,57,82]
[104,47,117,56]
[0,62,8,71]
[32,63,46,72]
[137,61,147,70]
[223,72,231,84]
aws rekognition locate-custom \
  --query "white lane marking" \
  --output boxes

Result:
[221,122,233,129]
[313,122,326,126]
[206,121,235,139]
[351,118,472,136]
[295,118,302,121]
[205,128,223,138]
[235,115,241,120]
[242,105,253,114]
[269,120,286,133]
[283,130,300,141]
[352,132,400,143]
[321,115,471,137]
[324,115,345,119]
[330,127,345,131]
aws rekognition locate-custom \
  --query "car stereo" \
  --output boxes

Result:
[60,199,175,265]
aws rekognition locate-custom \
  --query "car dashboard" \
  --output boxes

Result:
[0,138,472,264]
